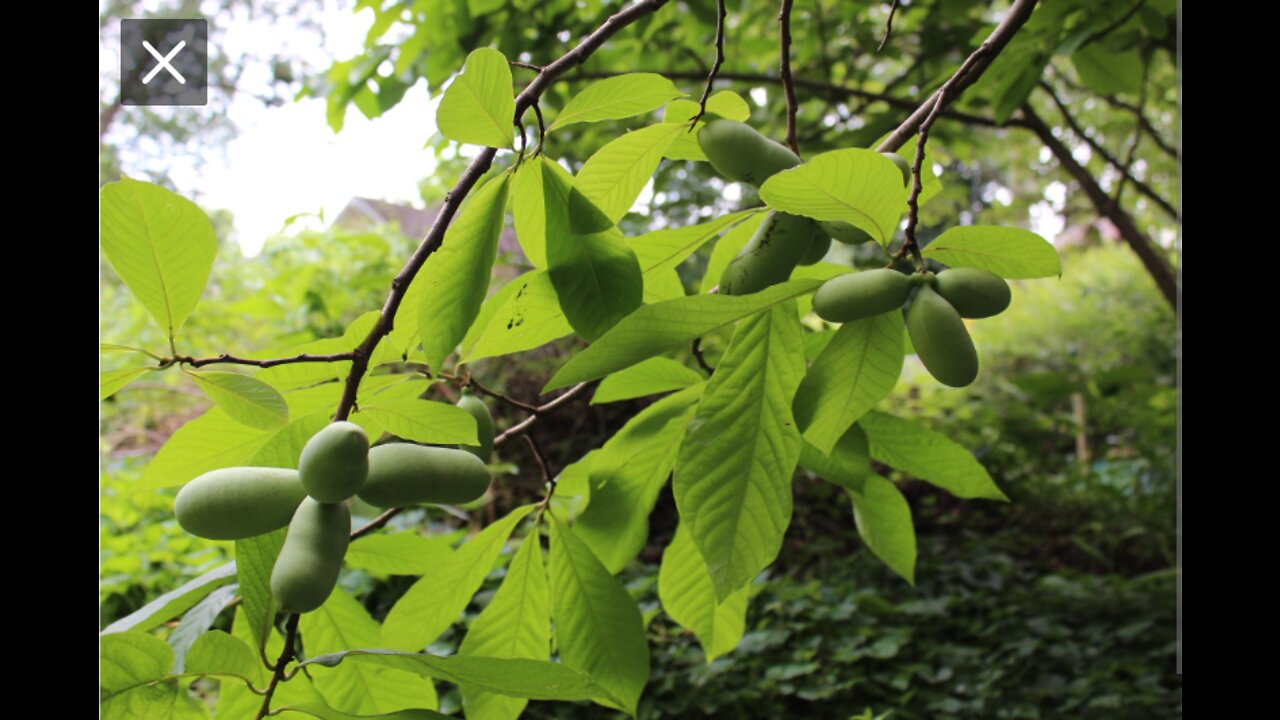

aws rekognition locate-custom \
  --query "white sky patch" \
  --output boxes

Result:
[750,87,768,107]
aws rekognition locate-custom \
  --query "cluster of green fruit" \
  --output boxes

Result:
[697,119,911,295]
[174,395,495,613]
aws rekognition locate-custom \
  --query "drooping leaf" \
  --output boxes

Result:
[549,515,650,715]
[658,523,749,662]
[574,123,684,223]
[101,563,238,635]
[544,278,823,390]
[799,425,871,490]
[549,73,684,131]
[99,177,217,338]
[101,631,173,693]
[848,475,917,584]
[792,312,904,455]
[168,584,238,672]
[184,630,260,681]
[592,357,705,404]
[673,303,805,599]
[235,529,287,656]
[458,536,551,720]
[436,47,514,148]
[861,411,1007,500]
[100,367,152,401]
[382,506,536,651]
[510,157,552,268]
[188,371,289,430]
[356,399,478,445]
[344,532,458,576]
[921,225,1061,279]
[461,270,574,362]
[758,149,909,247]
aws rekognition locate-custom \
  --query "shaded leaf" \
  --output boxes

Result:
[658,523,749,662]
[356,399,478,445]
[344,533,457,576]
[861,411,1007,500]
[188,371,289,430]
[592,357,705,404]
[101,563,237,635]
[848,476,916,584]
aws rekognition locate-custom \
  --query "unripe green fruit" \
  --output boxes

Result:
[909,271,937,286]
[798,229,831,266]
[698,120,800,186]
[298,421,369,503]
[907,286,979,387]
[270,498,350,613]
[934,267,1011,318]
[358,444,491,508]
[174,467,307,540]
[812,269,913,323]
[456,393,495,464]
[819,220,876,245]
[719,212,815,295]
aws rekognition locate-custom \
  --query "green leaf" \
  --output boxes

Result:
[304,650,621,706]
[658,523,749,662]
[414,172,511,370]
[799,425,871,490]
[302,588,439,714]
[793,311,904,455]
[461,270,574,362]
[101,563,237,635]
[188,371,289,430]
[235,529,287,656]
[663,91,752,161]
[101,680,207,719]
[168,584,238,672]
[184,630,260,681]
[274,701,448,720]
[922,226,1061,279]
[574,123,684,223]
[467,0,505,16]
[1072,44,1143,96]
[758,149,909,247]
[139,408,269,489]
[101,632,173,693]
[673,304,805,599]
[549,515,650,715]
[262,312,393,391]
[544,278,823,390]
[344,533,457,576]
[436,47,514,148]
[99,177,217,339]
[458,536,551,720]
[356,399,478,445]
[628,209,762,281]
[592,357,705,404]
[100,367,152,401]
[382,505,535,650]
[576,384,704,572]
[247,411,333,468]
[700,212,768,293]
[549,73,684,131]
[848,475,917,584]
[861,411,1007,500]
[510,157,551,268]
[220,607,316,716]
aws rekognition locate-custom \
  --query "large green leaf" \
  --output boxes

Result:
[549,73,684,131]
[574,123,684,223]
[1072,44,1143,96]
[793,311,904,455]
[139,408,269,489]
[861,411,1007,500]
[274,701,447,720]
[544,278,823,390]
[460,270,574,362]
[101,631,173,692]
[302,588,439,714]
[184,630,260,681]
[628,209,761,282]
[458,536,550,720]
[510,157,552,267]
[673,304,805,599]
[99,177,217,339]
[344,532,457,576]
[657,523,749,662]
[235,529,286,656]
[549,515,650,715]
[436,47,514,148]
[922,225,1061,279]
[101,562,237,635]
[848,475,917,584]
[382,506,535,651]
[168,585,238,672]
[575,384,704,572]
[100,367,152,401]
[758,149,909,247]
[188,370,289,430]
[414,172,511,370]
[799,425,871,490]
[356,399,478,445]
[592,357,705,404]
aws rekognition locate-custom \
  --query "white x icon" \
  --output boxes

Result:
[141,40,187,85]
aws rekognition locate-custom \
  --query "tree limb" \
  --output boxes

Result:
[690,0,726,126]
[778,0,800,154]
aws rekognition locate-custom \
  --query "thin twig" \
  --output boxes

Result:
[509,60,544,72]
[691,338,713,375]
[1079,0,1147,50]
[1112,57,1149,205]
[690,0,726,127]
[441,371,541,413]
[493,382,591,446]
[878,0,902,53]
[778,0,800,155]
[1101,94,1177,159]
[350,507,402,540]
[524,433,553,488]
[161,352,355,369]
[253,614,299,720]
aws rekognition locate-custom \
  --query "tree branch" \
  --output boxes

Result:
[778,0,800,155]
[690,0,726,126]
[493,382,592,446]
[163,351,355,369]
[878,0,902,53]
[253,613,299,720]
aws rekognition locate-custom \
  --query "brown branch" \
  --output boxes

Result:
[509,60,544,72]
[493,382,592,446]
[331,0,671,423]
[442,372,541,413]
[164,351,355,369]
[253,613,299,720]
[778,0,800,155]
[350,507,402,540]
[690,0,726,127]
[1020,105,1177,308]
[878,0,902,53]
[524,433,552,487]
[1100,94,1177,160]
[1079,0,1147,50]
[1112,57,1150,205]
[691,338,713,375]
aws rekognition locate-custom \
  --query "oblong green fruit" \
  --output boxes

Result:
[719,212,816,295]
[298,421,369,503]
[174,467,307,540]
[798,228,831,266]
[456,393,495,464]
[697,119,800,186]
[270,498,350,613]
[934,267,1011,318]
[819,220,876,246]
[907,285,979,387]
[812,268,913,323]
[358,444,491,508]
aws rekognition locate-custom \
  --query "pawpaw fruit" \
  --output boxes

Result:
[798,228,831,266]
[934,267,1011,318]
[270,497,350,613]
[820,220,876,246]
[906,285,979,387]
[456,393,495,464]
[297,421,369,503]
[720,212,816,295]
[812,268,913,323]
[358,444,491,508]
[174,467,307,540]
[697,119,800,186]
